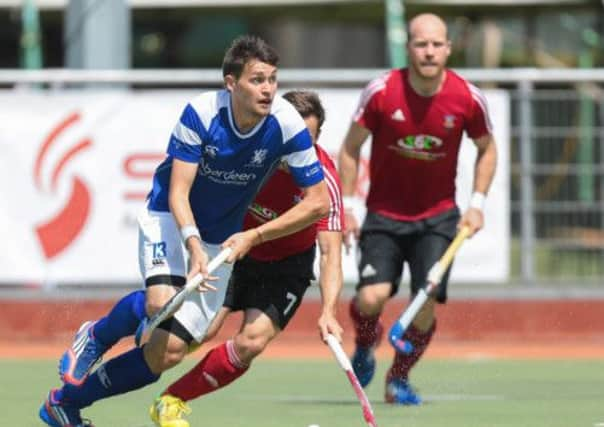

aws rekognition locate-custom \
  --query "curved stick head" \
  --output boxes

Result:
[363,407,378,427]
[388,322,415,354]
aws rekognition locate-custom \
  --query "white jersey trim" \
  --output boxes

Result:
[285,145,318,168]
[468,83,493,133]
[353,72,389,122]
[226,92,267,139]
[273,96,308,143]
[323,165,342,231]
[173,121,202,146]
[189,91,219,133]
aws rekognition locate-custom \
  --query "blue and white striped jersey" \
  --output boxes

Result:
[147,89,324,244]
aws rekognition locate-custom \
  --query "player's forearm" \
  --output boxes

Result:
[169,159,204,250]
[169,195,204,253]
[338,144,360,197]
[169,193,195,230]
[473,138,497,195]
[338,123,368,197]
[255,182,329,243]
[318,231,343,316]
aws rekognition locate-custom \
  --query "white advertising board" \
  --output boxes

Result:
[0,88,508,286]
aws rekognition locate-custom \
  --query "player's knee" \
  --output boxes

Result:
[144,300,162,317]
[144,338,188,373]
[145,285,176,317]
[357,287,389,315]
[234,333,271,362]
[147,347,186,373]
[162,346,187,369]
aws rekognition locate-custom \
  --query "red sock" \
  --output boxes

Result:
[349,297,383,348]
[387,320,436,381]
[165,340,248,401]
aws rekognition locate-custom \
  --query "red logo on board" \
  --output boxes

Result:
[33,112,92,259]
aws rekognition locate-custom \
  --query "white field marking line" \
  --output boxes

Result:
[593,423,604,427]
[424,394,504,402]
[243,393,504,402]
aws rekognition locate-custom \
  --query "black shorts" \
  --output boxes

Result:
[356,208,460,303]
[223,245,315,329]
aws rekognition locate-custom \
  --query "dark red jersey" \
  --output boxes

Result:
[245,145,343,261]
[354,68,493,221]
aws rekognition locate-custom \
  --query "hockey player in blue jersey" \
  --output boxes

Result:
[39,35,330,427]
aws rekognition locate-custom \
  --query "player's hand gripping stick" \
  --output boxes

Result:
[137,247,232,346]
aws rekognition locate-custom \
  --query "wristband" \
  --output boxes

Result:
[342,195,356,211]
[469,192,486,211]
[180,224,201,244]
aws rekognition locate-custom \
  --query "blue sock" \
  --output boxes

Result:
[93,290,146,347]
[60,347,159,409]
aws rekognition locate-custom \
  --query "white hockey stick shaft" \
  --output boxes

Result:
[142,247,232,338]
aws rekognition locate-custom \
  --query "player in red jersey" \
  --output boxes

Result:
[338,13,498,405]
[149,90,345,427]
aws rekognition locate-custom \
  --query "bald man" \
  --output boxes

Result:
[338,13,497,405]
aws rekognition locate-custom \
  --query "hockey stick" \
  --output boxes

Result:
[138,247,232,345]
[388,226,471,354]
[326,334,378,427]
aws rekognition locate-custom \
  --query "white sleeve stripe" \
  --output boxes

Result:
[323,167,342,230]
[469,84,493,132]
[273,96,308,144]
[173,121,202,146]
[364,76,388,96]
[469,84,488,114]
[325,176,339,230]
[328,171,342,230]
[189,91,220,131]
[286,146,317,168]
[353,75,387,122]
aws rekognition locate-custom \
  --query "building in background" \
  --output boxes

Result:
[0,0,602,69]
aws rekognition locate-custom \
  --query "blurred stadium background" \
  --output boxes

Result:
[0,1,603,425]
[1,0,603,291]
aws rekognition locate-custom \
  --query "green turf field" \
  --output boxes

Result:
[5,357,604,427]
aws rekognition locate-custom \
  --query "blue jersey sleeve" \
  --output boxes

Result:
[166,103,207,163]
[282,128,324,187]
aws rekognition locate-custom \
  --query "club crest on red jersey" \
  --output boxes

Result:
[248,202,277,223]
[443,115,456,129]
[389,135,445,161]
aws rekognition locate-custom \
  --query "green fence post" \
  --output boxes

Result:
[20,0,42,70]
[577,28,598,202]
[384,0,407,68]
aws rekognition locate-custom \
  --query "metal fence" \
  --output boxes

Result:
[511,83,604,285]
[1,67,603,286]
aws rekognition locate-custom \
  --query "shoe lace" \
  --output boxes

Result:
[82,340,103,367]
[174,400,192,417]
[85,348,102,363]
[159,397,191,419]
